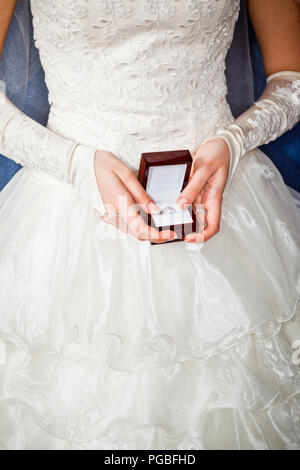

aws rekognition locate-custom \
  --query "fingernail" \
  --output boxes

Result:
[148,202,161,214]
[177,197,189,210]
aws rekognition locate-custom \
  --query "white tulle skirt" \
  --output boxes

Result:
[0,148,299,450]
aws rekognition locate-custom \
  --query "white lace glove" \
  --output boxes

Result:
[0,90,105,216]
[207,71,300,192]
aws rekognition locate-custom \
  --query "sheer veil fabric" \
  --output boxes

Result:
[0,0,299,450]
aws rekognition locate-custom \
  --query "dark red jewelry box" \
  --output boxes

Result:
[138,149,197,244]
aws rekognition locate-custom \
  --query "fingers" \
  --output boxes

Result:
[130,224,178,244]
[121,203,177,243]
[116,165,160,215]
[185,190,221,243]
[102,176,177,243]
[177,162,211,209]
[193,193,207,230]
[113,166,178,242]
[202,188,222,242]
[184,194,206,244]
[177,138,231,211]
[185,170,226,243]
[96,154,176,242]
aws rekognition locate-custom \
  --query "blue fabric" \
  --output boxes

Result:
[248,20,300,192]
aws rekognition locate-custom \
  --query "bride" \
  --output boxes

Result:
[0,0,300,450]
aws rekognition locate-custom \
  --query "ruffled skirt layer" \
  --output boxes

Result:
[0,149,299,449]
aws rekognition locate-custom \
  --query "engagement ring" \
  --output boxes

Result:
[159,206,177,215]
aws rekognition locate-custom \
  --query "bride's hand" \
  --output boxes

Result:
[94,149,177,243]
[177,138,230,243]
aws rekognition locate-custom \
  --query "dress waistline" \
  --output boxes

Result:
[47,103,234,170]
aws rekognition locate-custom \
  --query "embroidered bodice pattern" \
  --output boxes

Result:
[30,0,240,168]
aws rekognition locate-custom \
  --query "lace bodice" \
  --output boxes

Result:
[30,0,240,169]
[1,0,299,211]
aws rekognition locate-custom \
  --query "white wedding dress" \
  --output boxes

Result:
[0,0,300,450]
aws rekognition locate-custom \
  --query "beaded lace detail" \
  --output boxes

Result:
[2,113,73,181]
[244,79,300,152]
[213,73,300,192]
